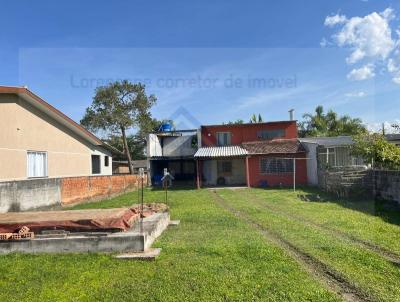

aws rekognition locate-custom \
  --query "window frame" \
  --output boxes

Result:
[260,157,294,175]
[216,132,232,146]
[27,150,48,178]
[257,129,286,140]
[91,154,101,175]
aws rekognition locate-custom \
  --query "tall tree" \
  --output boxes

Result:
[106,134,147,160]
[106,117,163,161]
[81,80,156,174]
[299,105,366,137]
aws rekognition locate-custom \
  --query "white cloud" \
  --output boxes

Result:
[393,76,400,84]
[344,91,367,97]
[347,64,375,80]
[324,14,347,27]
[387,58,399,72]
[324,8,400,84]
[335,8,395,64]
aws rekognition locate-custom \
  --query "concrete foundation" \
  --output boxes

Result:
[0,212,170,254]
[115,248,162,260]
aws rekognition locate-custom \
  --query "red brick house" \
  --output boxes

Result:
[194,121,307,188]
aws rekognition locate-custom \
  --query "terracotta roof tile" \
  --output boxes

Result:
[242,139,305,154]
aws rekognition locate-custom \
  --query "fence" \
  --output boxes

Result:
[0,174,147,213]
[318,168,400,204]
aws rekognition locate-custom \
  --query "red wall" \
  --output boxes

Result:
[201,121,298,146]
[247,154,307,187]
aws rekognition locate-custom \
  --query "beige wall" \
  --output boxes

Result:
[202,158,246,186]
[0,94,112,181]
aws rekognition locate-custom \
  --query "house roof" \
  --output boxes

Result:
[242,139,305,155]
[0,86,113,149]
[194,145,248,158]
[299,136,354,147]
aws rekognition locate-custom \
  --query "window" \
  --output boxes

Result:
[217,161,232,175]
[104,156,109,167]
[257,129,285,140]
[260,158,293,174]
[216,132,231,146]
[318,146,364,168]
[91,155,101,174]
[217,132,231,146]
[27,151,47,178]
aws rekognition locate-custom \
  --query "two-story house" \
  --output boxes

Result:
[147,129,199,186]
[194,121,308,188]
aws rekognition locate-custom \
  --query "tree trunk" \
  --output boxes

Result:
[121,126,134,174]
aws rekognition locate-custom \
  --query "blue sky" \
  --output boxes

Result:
[1,0,400,132]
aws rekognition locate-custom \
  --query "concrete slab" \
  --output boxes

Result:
[0,212,170,254]
[114,248,162,260]
[168,220,180,226]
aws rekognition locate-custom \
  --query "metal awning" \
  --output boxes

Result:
[194,145,248,158]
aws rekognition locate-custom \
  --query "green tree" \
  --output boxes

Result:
[106,135,147,160]
[81,80,156,174]
[107,117,164,160]
[352,133,400,170]
[299,105,366,137]
[250,113,263,123]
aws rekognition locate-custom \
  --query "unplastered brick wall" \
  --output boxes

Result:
[317,167,373,198]
[61,175,145,206]
[318,168,400,205]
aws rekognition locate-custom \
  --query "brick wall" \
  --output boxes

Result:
[0,175,146,213]
[318,168,400,204]
[318,168,373,198]
[248,154,308,187]
[61,174,145,206]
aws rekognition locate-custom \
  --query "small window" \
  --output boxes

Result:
[260,158,293,174]
[217,132,231,146]
[104,156,109,167]
[257,129,285,140]
[27,151,48,178]
[91,155,101,174]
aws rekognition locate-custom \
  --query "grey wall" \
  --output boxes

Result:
[374,170,400,203]
[163,135,196,157]
[0,178,61,213]
[318,168,400,204]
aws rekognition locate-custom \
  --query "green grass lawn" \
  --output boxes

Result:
[0,187,399,301]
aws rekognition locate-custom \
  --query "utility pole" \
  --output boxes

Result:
[139,168,144,234]
[293,158,296,192]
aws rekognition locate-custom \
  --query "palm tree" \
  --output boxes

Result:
[299,106,366,137]
[250,113,263,123]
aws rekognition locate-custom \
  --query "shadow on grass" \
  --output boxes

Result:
[295,186,400,226]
